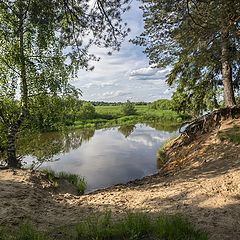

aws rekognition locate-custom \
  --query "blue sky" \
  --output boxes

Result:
[71,0,173,102]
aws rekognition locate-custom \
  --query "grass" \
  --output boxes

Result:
[0,223,47,240]
[74,105,189,129]
[0,213,208,240]
[157,135,177,167]
[41,169,87,194]
[218,125,240,144]
[58,171,87,194]
[75,212,207,240]
[154,215,208,240]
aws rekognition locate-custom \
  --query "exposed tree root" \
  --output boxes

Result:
[171,106,240,149]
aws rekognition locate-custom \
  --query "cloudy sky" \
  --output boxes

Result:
[71,0,173,102]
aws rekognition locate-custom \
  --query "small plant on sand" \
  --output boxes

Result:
[218,125,240,144]
[157,135,177,167]
[58,172,87,194]
[154,215,208,240]
[15,223,47,240]
[42,169,87,194]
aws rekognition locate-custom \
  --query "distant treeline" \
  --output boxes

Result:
[91,101,149,106]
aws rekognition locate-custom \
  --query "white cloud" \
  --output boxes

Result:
[99,90,132,100]
[129,67,171,81]
[70,0,174,102]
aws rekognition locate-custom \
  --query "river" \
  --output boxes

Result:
[22,123,178,192]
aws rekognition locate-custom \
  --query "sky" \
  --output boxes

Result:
[71,0,173,102]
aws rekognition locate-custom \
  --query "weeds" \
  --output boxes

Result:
[42,169,87,194]
[15,223,47,240]
[218,126,240,144]
[58,172,87,194]
[155,215,208,240]
[0,223,47,240]
[75,212,208,240]
[0,213,208,240]
[157,135,177,167]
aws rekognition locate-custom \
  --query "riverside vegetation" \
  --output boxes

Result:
[0,212,207,240]
[0,98,189,165]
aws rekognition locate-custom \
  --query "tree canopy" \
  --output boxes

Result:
[0,0,131,167]
[135,0,240,115]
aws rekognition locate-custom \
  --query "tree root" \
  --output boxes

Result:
[170,106,240,149]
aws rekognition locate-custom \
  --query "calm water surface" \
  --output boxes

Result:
[23,124,177,192]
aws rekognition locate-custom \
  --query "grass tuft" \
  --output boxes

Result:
[15,223,47,240]
[58,172,87,194]
[155,215,208,240]
[75,212,207,240]
[218,126,240,144]
[157,135,177,167]
[42,169,87,194]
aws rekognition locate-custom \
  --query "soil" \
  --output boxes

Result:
[0,118,240,240]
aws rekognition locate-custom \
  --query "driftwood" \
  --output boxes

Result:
[171,106,240,149]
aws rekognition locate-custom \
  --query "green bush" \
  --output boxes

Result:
[121,100,137,116]
[79,102,96,120]
[149,99,173,110]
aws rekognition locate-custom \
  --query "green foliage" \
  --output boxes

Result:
[116,212,153,239]
[0,0,131,167]
[73,105,189,129]
[135,0,240,112]
[26,93,83,131]
[42,169,87,194]
[0,213,208,240]
[58,172,87,194]
[156,136,177,168]
[149,99,173,110]
[155,215,208,240]
[79,102,96,120]
[121,100,137,116]
[218,126,240,144]
[15,223,47,240]
[75,212,207,240]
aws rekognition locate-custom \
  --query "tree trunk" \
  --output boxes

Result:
[7,128,20,168]
[6,11,28,168]
[6,112,26,168]
[221,28,236,107]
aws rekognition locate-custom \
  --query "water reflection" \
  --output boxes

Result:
[21,123,178,192]
[118,125,136,138]
[18,128,95,163]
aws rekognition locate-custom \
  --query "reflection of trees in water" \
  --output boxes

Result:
[118,125,136,138]
[147,122,179,133]
[17,128,95,163]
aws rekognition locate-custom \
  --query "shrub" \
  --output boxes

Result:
[149,99,173,110]
[79,102,96,120]
[121,100,136,116]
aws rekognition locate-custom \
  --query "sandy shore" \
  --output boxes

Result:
[0,119,240,239]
